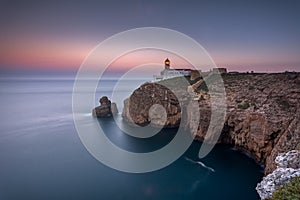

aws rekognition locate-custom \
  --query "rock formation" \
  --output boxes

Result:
[122,82,183,127]
[92,96,118,118]
[122,72,300,175]
[256,150,300,199]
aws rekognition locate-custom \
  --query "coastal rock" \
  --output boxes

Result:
[189,73,300,174]
[122,83,182,127]
[122,73,300,175]
[92,96,118,118]
[265,115,300,174]
[256,150,300,199]
[275,150,300,169]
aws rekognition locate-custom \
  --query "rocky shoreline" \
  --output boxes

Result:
[94,72,300,199]
[256,150,300,199]
[122,73,300,174]
[122,72,300,178]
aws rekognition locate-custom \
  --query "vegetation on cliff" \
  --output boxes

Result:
[256,150,300,199]
[266,177,300,200]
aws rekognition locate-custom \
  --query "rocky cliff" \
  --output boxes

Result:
[122,83,181,127]
[122,72,300,175]
[256,150,300,199]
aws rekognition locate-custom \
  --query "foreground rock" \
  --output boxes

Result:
[256,150,300,199]
[92,96,118,118]
[122,72,300,175]
[122,80,189,127]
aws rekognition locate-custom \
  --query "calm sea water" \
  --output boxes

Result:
[0,71,263,200]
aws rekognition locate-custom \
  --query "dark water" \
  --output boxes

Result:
[0,72,263,200]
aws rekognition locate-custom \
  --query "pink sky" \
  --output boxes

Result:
[0,35,299,73]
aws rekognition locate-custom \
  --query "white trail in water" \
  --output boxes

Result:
[184,157,215,172]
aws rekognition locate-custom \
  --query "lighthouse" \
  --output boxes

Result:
[153,58,192,81]
[165,58,170,70]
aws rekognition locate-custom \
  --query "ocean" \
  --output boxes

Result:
[0,71,263,200]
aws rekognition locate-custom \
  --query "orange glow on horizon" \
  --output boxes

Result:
[0,36,94,70]
[0,39,194,71]
[1,37,299,72]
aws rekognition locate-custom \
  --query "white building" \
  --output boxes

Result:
[153,58,192,81]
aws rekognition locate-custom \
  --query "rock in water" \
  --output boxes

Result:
[110,102,118,116]
[92,96,118,118]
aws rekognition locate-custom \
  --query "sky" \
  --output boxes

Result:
[0,0,300,72]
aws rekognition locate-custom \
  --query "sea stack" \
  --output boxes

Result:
[92,96,118,118]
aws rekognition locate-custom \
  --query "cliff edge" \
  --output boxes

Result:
[256,150,300,199]
[122,72,300,175]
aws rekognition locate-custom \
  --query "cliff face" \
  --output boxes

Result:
[122,77,190,127]
[122,83,181,127]
[198,73,300,174]
[122,72,300,174]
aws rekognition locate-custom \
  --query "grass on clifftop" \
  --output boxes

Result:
[266,177,300,200]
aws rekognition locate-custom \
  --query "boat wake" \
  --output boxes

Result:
[184,157,215,172]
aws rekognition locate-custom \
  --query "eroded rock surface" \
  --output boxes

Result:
[93,96,118,118]
[256,150,300,199]
[122,82,184,127]
[122,72,300,174]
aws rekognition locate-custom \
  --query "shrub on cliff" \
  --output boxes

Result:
[238,101,250,110]
[276,99,290,111]
[266,177,300,200]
